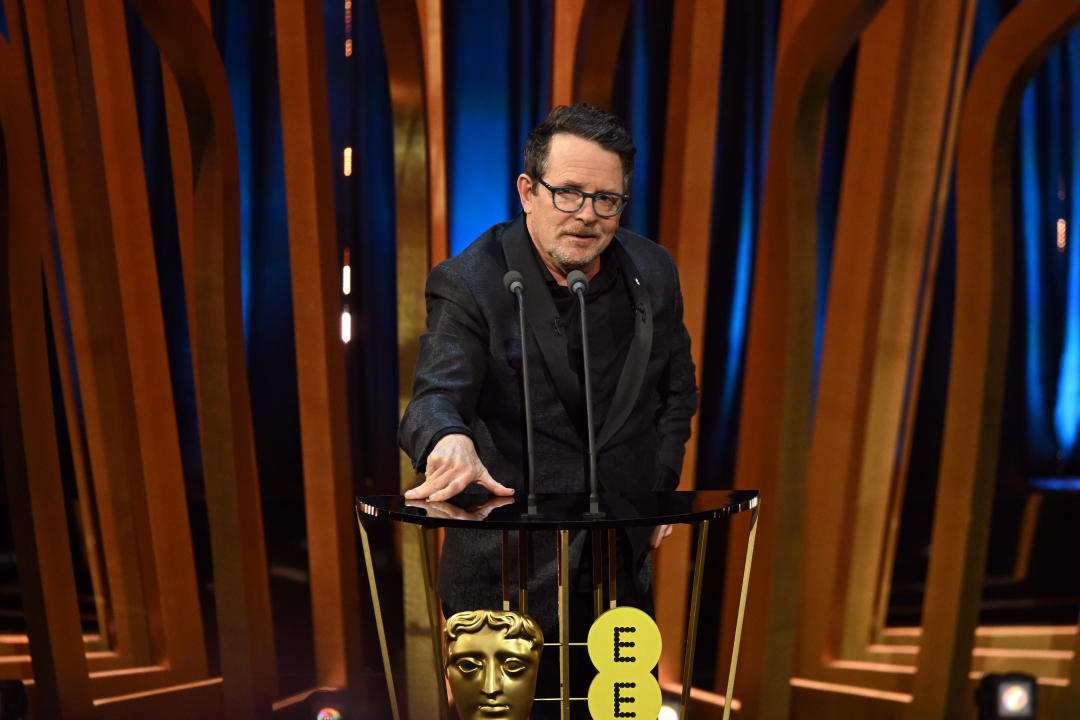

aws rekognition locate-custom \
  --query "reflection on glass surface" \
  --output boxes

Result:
[359,490,759,530]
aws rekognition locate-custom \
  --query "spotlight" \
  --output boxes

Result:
[657,703,680,720]
[306,688,349,720]
[975,673,1037,719]
[0,680,28,720]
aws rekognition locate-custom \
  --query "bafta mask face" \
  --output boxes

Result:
[445,612,542,720]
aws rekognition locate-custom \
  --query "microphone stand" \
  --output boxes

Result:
[504,271,539,516]
[567,270,603,518]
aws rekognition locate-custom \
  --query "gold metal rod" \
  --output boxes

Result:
[679,520,710,719]
[501,529,511,611]
[591,529,603,618]
[416,525,449,720]
[722,505,759,720]
[558,529,570,720]
[607,528,617,608]
[518,530,529,615]
[357,513,401,720]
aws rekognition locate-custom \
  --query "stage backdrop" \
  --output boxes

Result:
[1,0,1079,718]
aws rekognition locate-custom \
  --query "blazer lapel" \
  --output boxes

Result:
[500,215,587,431]
[596,240,652,449]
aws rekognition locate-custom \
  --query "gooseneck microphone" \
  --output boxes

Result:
[504,270,538,515]
[566,270,602,517]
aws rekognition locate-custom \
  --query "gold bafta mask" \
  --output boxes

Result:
[444,610,544,720]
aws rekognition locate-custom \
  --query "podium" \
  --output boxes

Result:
[356,490,759,720]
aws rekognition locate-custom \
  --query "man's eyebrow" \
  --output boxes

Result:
[553,180,621,194]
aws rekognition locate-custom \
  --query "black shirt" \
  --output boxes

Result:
[536,245,635,431]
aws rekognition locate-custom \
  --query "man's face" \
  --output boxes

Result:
[446,626,541,720]
[517,133,625,284]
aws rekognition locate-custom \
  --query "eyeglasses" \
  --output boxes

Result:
[536,178,628,218]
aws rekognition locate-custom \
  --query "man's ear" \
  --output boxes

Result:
[516,174,534,213]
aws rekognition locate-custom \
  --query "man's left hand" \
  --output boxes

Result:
[649,524,673,549]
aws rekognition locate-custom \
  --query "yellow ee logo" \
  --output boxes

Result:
[586,606,662,719]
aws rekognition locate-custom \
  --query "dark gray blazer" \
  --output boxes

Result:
[398,213,697,631]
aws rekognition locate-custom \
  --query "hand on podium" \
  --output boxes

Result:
[405,433,515,502]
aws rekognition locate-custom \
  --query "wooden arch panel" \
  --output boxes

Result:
[0,3,93,715]
[551,0,633,108]
[792,0,975,701]
[1,0,227,716]
[125,0,277,716]
[374,0,449,716]
[911,0,1080,716]
[273,0,366,699]
[652,0,726,688]
[717,1,886,718]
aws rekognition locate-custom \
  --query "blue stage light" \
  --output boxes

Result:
[1028,476,1080,491]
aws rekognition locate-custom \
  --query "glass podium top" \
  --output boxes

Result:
[356,489,759,531]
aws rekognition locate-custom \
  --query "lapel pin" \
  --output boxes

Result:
[634,277,641,285]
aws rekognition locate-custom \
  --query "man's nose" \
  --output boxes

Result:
[481,662,502,695]
[573,198,599,223]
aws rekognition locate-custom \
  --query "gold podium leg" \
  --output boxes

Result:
[721,504,759,720]
[415,525,450,720]
[591,529,603,618]
[501,529,511,611]
[357,514,401,720]
[607,528,617,608]
[558,529,570,720]
[518,530,529,615]
[679,520,710,719]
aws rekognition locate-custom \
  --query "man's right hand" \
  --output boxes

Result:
[403,433,515,502]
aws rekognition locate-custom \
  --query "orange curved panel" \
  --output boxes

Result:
[0,3,93,715]
[272,0,366,697]
[653,0,726,687]
[912,0,1080,717]
[22,0,160,670]
[81,0,208,683]
[551,0,632,109]
[720,0,886,717]
[126,1,277,716]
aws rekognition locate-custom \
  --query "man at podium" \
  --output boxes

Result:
[398,103,697,700]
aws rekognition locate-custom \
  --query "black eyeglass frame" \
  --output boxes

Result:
[535,177,629,218]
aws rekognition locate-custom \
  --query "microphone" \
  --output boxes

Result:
[503,270,524,295]
[566,270,602,517]
[504,270,538,515]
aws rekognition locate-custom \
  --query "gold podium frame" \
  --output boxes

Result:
[357,498,759,720]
